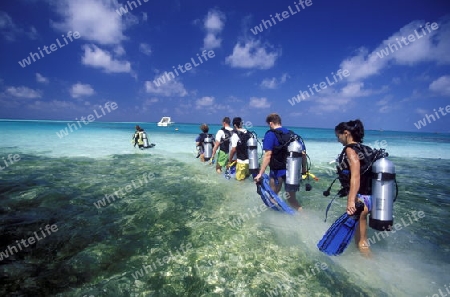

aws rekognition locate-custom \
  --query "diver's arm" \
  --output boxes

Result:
[211,141,220,159]
[228,147,236,165]
[254,150,272,181]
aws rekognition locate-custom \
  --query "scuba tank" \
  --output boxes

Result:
[142,131,150,148]
[285,139,303,191]
[369,152,396,231]
[203,135,213,159]
[247,133,259,175]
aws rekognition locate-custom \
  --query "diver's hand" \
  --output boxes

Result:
[254,173,262,183]
[346,201,356,215]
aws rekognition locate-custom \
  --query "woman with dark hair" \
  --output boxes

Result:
[334,119,371,253]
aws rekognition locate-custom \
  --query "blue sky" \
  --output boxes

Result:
[0,0,449,132]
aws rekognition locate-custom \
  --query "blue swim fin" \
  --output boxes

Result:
[317,201,365,256]
[256,174,295,214]
[224,163,236,180]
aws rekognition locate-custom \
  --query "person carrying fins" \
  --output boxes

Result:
[318,119,373,256]
[253,113,307,212]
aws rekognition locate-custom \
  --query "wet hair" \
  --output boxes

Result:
[135,125,143,131]
[335,119,365,143]
[222,117,230,125]
[200,123,209,133]
[266,113,282,125]
[232,117,243,128]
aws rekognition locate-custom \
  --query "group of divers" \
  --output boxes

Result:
[132,114,398,256]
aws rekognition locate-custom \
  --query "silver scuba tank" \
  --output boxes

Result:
[142,131,150,148]
[286,140,303,190]
[247,136,258,173]
[369,156,396,231]
[203,136,213,159]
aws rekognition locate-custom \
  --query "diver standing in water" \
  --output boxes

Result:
[318,119,397,256]
[253,113,307,211]
[133,125,154,149]
[334,119,372,253]
[211,117,233,173]
[228,117,250,181]
[195,124,213,162]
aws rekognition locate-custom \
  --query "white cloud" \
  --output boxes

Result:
[314,97,352,113]
[146,98,158,104]
[260,73,289,89]
[340,18,450,82]
[6,86,41,98]
[81,44,131,73]
[340,48,385,83]
[204,10,225,31]
[203,33,221,50]
[429,75,450,96]
[375,95,397,113]
[191,96,231,114]
[415,108,428,115]
[202,9,225,50]
[145,78,187,97]
[70,83,95,98]
[249,97,270,109]
[0,11,39,41]
[114,45,126,56]
[341,82,372,97]
[376,21,437,65]
[51,0,126,45]
[225,40,280,70]
[139,43,152,56]
[36,73,49,84]
[196,96,214,108]
[141,97,158,111]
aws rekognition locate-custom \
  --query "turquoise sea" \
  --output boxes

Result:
[1,120,449,297]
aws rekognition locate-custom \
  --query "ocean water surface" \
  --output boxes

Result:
[0,120,449,297]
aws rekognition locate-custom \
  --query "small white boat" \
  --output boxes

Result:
[157,116,174,126]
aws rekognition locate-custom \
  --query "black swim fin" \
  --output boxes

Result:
[317,201,365,256]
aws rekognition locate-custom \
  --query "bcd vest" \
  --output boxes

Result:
[336,143,376,195]
[220,128,232,153]
[234,130,250,160]
[198,133,213,145]
[267,129,300,170]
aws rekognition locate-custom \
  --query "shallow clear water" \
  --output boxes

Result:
[0,120,449,296]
